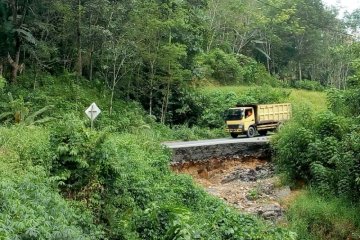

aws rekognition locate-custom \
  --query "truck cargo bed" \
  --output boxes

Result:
[256,103,291,124]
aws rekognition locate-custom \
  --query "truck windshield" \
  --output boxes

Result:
[225,109,243,120]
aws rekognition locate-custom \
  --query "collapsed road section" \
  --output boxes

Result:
[164,137,292,221]
[163,136,270,163]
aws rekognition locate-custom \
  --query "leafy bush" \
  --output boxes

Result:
[0,125,51,169]
[237,54,281,87]
[194,48,243,84]
[171,125,225,141]
[272,109,360,200]
[328,87,360,118]
[294,80,324,91]
[0,125,103,239]
[0,167,103,239]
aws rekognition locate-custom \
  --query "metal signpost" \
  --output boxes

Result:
[85,102,101,129]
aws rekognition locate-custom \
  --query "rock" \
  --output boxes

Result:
[221,168,257,183]
[259,183,275,195]
[257,204,283,220]
[221,163,275,183]
[255,163,274,179]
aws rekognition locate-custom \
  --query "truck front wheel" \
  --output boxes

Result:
[231,133,238,138]
[247,126,256,138]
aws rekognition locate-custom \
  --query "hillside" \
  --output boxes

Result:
[1,0,360,239]
[0,78,297,239]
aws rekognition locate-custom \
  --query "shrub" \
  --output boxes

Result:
[294,80,324,91]
[0,125,51,169]
[237,54,281,86]
[272,109,360,200]
[0,167,103,239]
[194,49,243,84]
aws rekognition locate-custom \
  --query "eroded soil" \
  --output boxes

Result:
[172,157,292,221]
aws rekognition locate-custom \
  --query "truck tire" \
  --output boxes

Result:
[258,130,267,136]
[231,133,238,138]
[247,126,256,138]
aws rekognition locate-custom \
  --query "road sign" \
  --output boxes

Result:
[85,103,101,129]
[85,102,101,120]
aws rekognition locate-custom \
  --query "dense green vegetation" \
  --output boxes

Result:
[1,0,360,126]
[1,0,360,239]
[285,191,360,240]
[272,73,360,239]
[0,79,297,239]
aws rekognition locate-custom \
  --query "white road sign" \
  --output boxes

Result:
[85,102,101,121]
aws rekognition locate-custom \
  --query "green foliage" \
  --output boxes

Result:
[49,114,107,195]
[0,76,5,90]
[171,125,226,141]
[194,49,243,84]
[0,125,103,239]
[237,54,280,86]
[272,107,360,200]
[0,126,51,170]
[328,87,360,117]
[294,80,324,91]
[0,92,54,125]
[286,191,360,240]
[0,167,103,239]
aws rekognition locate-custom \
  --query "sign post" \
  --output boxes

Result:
[85,102,101,130]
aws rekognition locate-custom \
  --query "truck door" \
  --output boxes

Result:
[243,108,255,131]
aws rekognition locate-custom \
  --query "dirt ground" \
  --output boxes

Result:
[172,157,292,220]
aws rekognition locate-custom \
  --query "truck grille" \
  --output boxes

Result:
[228,124,239,129]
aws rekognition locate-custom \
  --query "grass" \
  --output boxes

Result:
[199,85,327,111]
[288,89,327,112]
[284,191,360,240]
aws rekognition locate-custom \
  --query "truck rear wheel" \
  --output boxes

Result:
[247,126,256,138]
[231,133,238,138]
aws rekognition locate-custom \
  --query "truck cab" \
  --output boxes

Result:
[224,107,255,138]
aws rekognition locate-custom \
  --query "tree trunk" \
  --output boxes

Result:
[266,42,271,73]
[298,62,302,81]
[161,79,171,124]
[8,42,21,84]
[89,43,94,81]
[76,0,82,77]
[149,60,155,116]
[109,63,116,115]
[110,85,115,115]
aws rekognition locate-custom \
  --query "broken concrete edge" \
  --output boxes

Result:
[163,137,269,149]
[167,141,271,164]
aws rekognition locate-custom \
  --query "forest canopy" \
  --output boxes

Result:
[0,0,359,122]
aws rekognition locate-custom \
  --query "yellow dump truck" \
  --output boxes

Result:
[224,103,291,138]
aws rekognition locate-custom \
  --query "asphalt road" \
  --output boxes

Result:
[163,136,269,149]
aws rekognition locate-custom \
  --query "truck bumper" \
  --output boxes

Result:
[225,128,243,133]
